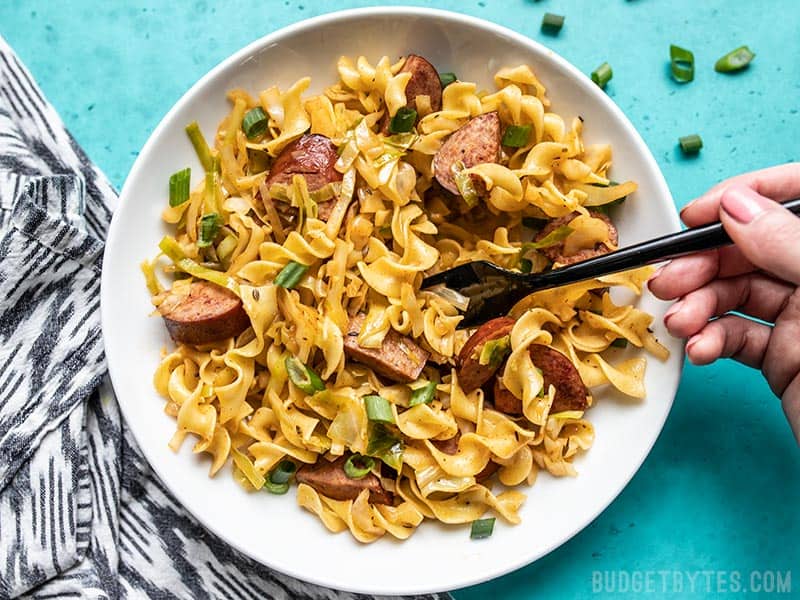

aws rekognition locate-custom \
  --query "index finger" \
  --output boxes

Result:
[680,163,800,227]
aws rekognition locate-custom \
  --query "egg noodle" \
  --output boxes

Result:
[144,55,669,542]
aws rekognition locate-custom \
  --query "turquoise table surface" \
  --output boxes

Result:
[2,1,798,597]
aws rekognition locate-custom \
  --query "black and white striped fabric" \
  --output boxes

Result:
[0,36,451,600]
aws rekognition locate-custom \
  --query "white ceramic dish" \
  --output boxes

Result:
[101,7,683,595]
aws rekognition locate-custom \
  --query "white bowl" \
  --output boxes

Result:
[101,7,683,595]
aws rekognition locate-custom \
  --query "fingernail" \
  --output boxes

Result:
[720,186,768,224]
[679,198,698,220]
[685,334,700,362]
[663,300,683,325]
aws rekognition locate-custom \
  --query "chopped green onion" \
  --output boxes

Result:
[242,107,269,139]
[519,258,533,273]
[679,134,703,154]
[268,460,297,484]
[389,106,418,134]
[185,121,216,173]
[670,45,694,83]
[158,236,240,294]
[197,213,222,248]
[364,395,395,424]
[470,517,496,539]
[409,381,437,407]
[523,225,573,250]
[479,335,511,368]
[274,260,310,289]
[452,161,480,207]
[715,46,755,73]
[610,338,629,348]
[591,62,613,90]
[169,168,191,207]
[439,72,457,88]
[366,422,404,470]
[502,124,532,148]
[541,13,565,34]
[263,479,290,494]
[285,356,325,394]
[216,234,238,269]
[343,454,375,479]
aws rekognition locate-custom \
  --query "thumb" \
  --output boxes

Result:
[719,184,800,285]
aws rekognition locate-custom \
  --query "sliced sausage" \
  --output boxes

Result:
[432,433,499,482]
[535,210,619,266]
[343,314,429,383]
[492,345,588,415]
[456,316,515,393]
[295,455,393,505]
[158,281,250,345]
[266,133,342,191]
[433,111,501,196]
[381,54,443,133]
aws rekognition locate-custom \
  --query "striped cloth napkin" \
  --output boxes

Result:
[0,35,450,600]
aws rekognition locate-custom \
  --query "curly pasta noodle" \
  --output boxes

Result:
[145,55,669,542]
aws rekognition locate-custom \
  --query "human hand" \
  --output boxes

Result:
[647,163,800,443]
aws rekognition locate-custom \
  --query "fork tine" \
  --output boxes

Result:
[420,262,485,289]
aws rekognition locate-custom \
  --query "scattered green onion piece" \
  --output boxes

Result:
[168,168,191,207]
[541,12,565,34]
[242,107,269,139]
[197,213,222,248]
[670,45,695,83]
[409,381,437,407]
[470,517,496,540]
[502,124,532,148]
[523,225,573,250]
[591,62,613,89]
[274,260,310,289]
[389,106,418,134]
[715,46,755,73]
[268,460,297,485]
[158,236,239,294]
[679,134,703,154]
[263,479,290,495]
[519,258,533,273]
[452,161,480,207]
[185,121,216,173]
[439,72,458,88]
[611,338,629,348]
[364,395,395,424]
[366,422,404,470]
[285,356,325,394]
[479,335,512,368]
[343,454,375,479]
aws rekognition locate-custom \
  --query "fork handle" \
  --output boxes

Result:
[523,197,800,292]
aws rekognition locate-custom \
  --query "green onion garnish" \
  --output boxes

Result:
[343,454,375,479]
[610,338,629,348]
[185,121,216,173]
[285,356,325,395]
[389,107,418,134]
[519,258,533,273]
[409,381,437,407]
[169,168,191,207]
[591,62,613,90]
[452,161,480,207]
[502,124,532,148]
[366,422,404,470]
[439,72,457,88]
[479,336,511,368]
[242,107,269,140]
[541,13,565,34]
[197,213,222,248]
[714,46,755,73]
[364,395,395,424]
[670,45,694,83]
[263,479,290,495]
[274,260,310,289]
[679,134,703,154]
[470,517,496,540]
[268,460,297,484]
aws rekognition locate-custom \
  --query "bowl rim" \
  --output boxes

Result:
[101,5,681,594]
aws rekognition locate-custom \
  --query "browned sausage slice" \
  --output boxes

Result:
[158,281,250,345]
[343,314,429,383]
[433,112,501,196]
[493,345,588,415]
[535,210,619,266]
[401,55,443,114]
[295,455,393,505]
[456,316,515,393]
[266,134,343,193]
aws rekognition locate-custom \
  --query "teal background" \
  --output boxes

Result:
[1,1,798,597]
